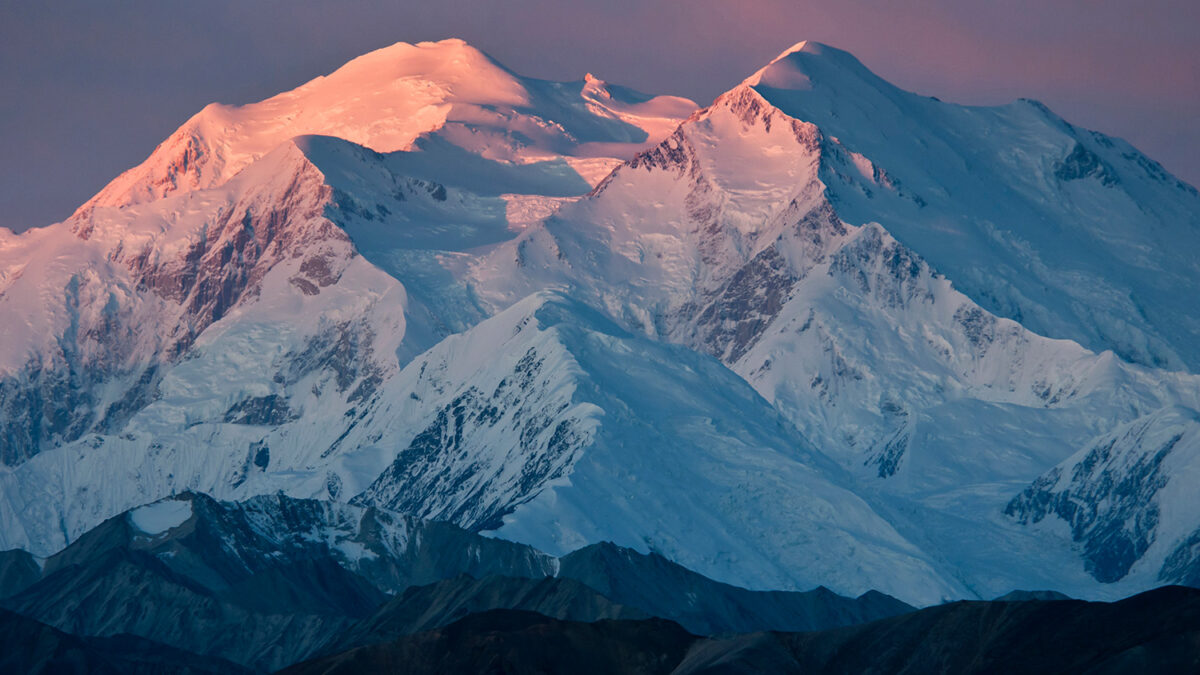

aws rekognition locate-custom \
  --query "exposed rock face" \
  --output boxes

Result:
[353,344,591,532]
[692,243,797,363]
[1055,141,1118,186]
[345,292,960,605]
[1006,408,1200,584]
[1162,529,1200,588]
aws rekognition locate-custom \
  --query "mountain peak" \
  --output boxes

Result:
[347,37,498,67]
[308,37,521,101]
[743,40,866,91]
[773,40,819,59]
[76,37,696,214]
[770,40,857,64]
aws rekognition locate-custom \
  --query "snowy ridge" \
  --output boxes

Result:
[128,499,193,536]
[742,42,1200,371]
[79,39,696,213]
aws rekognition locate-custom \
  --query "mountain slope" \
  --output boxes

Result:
[461,46,1200,597]
[469,45,1200,489]
[0,140,410,553]
[2,492,555,671]
[2,492,922,671]
[0,127,619,553]
[1007,407,1200,588]
[675,585,1200,674]
[325,574,649,653]
[284,610,697,675]
[347,291,961,604]
[0,608,249,675]
[744,42,1200,372]
[556,542,914,635]
[0,549,40,598]
[325,560,912,654]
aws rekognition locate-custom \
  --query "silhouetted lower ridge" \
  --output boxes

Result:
[283,586,1200,675]
[7,493,1197,673]
[0,494,914,672]
[281,610,697,675]
[0,608,250,675]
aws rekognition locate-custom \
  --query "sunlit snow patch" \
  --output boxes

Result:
[129,498,193,535]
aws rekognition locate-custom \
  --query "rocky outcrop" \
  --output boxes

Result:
[1007,408,1200,583]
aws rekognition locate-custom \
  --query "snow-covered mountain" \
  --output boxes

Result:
[738,42,1200,373]
[1,38,1199,607]
[78,38,696,213]
[0,42,696,555]
[460,41,1200,599]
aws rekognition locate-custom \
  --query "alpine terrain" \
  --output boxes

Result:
[2,37,1199,666]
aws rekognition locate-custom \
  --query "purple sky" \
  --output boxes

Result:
[2,0,1197,232]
